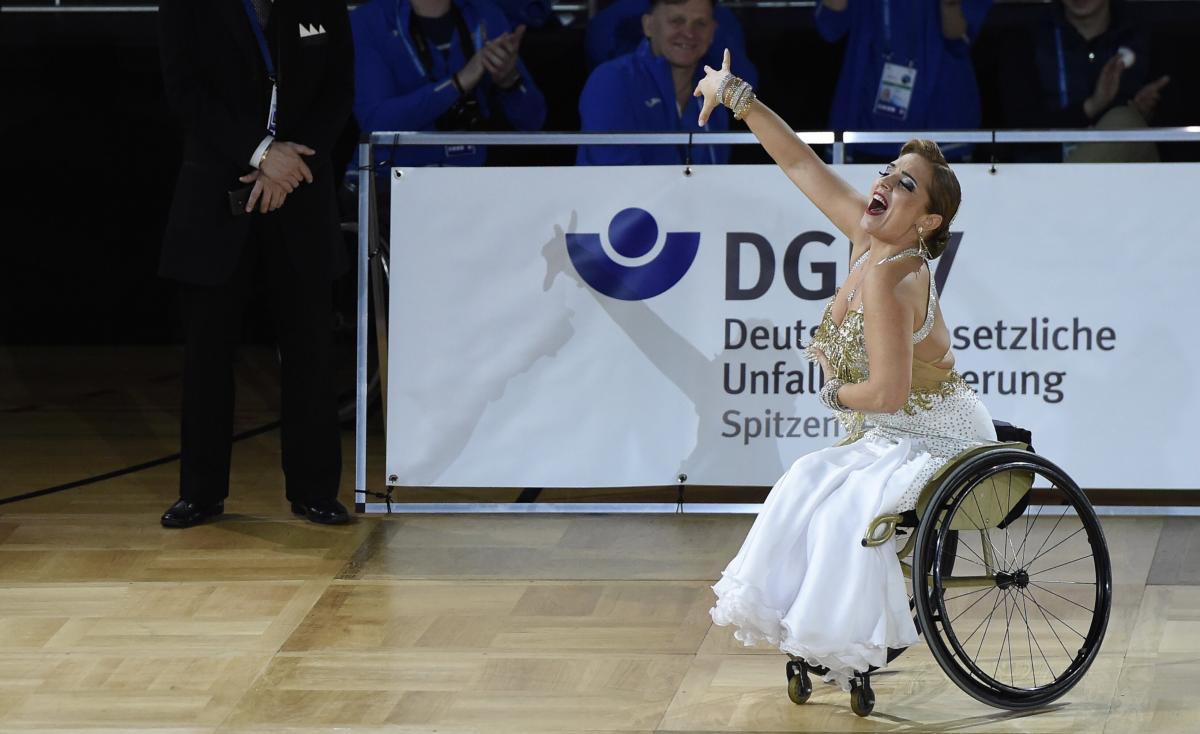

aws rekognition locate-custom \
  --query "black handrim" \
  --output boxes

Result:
[914,450,1112,709]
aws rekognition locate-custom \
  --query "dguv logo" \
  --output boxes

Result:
[566,208,700,301]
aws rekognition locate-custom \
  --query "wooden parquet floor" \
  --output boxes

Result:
[0,347,1197,732]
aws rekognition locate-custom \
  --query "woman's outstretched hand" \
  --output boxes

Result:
[693,48,732,127]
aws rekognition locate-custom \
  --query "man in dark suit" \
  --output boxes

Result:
[158,0,354,527]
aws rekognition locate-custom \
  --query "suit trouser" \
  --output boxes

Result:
[178,214,342,504]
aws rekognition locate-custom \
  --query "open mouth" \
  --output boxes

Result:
[866,192,889,215]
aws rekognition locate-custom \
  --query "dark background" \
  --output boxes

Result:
[2,0,1198,346]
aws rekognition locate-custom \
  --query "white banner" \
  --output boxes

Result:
[387,164,1197,490]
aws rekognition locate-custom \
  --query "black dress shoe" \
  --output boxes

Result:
[291,498,351,525]
[161,499,224,528]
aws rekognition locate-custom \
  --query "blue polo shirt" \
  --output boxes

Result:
[350,0,546,169]
[577,40,731,166]
[815,0,991,161]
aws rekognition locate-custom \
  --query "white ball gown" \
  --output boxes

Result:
[709,249,996,688]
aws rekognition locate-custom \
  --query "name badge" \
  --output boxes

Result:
[873,62,917,121]
[267,83,278,135]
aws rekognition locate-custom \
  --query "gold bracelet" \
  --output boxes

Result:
[721,75,743,108]
[719,76,757,121]
[258,143,272,168]
[732,87,757,121]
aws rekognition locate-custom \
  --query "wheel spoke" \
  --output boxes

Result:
[954,537,990,569]
[1026,501,1071,571]
[1024,587,1087,639]
[1031,553,1094,577]
[1025,525,1087,571]
[944,586,993,603]
[1007,590,1017,687]
[1020,587,1073,659]
[1029,581,1096,614]
[956,587,1001,645]
[952,552,988,570]
[1000,471,1019,570]
[993,589,1009,678]
[1014,586,1055,685]
[1012,494,1050,570]
[971,587,1008,662]
[1019,588,1036,688]
[993,589,1016,682]
[962,488,989,531]
[951,584,1001,626]
[970,490,1007,571]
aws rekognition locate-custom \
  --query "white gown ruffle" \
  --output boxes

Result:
[710,433,930,689]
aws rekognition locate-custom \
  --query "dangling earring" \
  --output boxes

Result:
[917,227,930,257]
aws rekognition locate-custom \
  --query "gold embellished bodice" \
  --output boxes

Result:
[807,249,969,427]
[803,249,993,509]
[810,301,967,415]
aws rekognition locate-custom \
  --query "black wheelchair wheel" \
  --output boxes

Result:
[912,449,1112,709]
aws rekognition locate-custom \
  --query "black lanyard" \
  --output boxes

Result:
[409,6,475,82]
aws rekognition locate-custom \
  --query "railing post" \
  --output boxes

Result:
[355,142,371,509]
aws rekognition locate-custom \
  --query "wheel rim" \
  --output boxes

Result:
[915,451,1112,706]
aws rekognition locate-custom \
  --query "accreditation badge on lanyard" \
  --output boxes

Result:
[872,0,918,121]
[873,62,918,120]
[241,0,279,135]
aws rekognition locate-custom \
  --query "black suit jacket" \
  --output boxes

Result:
[159,0,353,285]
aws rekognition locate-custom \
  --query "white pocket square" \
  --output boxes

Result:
[298,23,327,38]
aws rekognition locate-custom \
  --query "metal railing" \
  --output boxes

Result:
[4,0,1197,11]
[354,127,1200,513]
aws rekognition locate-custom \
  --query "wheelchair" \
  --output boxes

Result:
[783,421,1112,716]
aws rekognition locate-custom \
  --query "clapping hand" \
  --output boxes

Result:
[482,25,526,87]
[1131,75,1170,122]
[1083,54,1125,120]
[693,48,732,127]
[459,25,526,91]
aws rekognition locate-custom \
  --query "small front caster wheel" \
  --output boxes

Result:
[787,667,812,704]
[850,677,875,717]
[785,659,802,681]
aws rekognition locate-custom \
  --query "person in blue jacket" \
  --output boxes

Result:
[585,0,757,87]
[815,0,992,161]
[577,0,730,166]
[351,0,546,169]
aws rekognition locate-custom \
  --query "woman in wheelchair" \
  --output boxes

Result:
[695,53,1112,716]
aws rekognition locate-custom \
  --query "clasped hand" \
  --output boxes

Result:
[238,141,316,214]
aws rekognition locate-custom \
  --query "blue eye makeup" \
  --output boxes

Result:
[879,165,918,193]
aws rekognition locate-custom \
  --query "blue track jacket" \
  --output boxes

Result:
[815,0,991,160]
[351,0,546,168]
[577,40,730,166]
[584,0,758,88]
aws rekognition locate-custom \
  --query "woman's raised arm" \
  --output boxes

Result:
[695,49,868,241]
